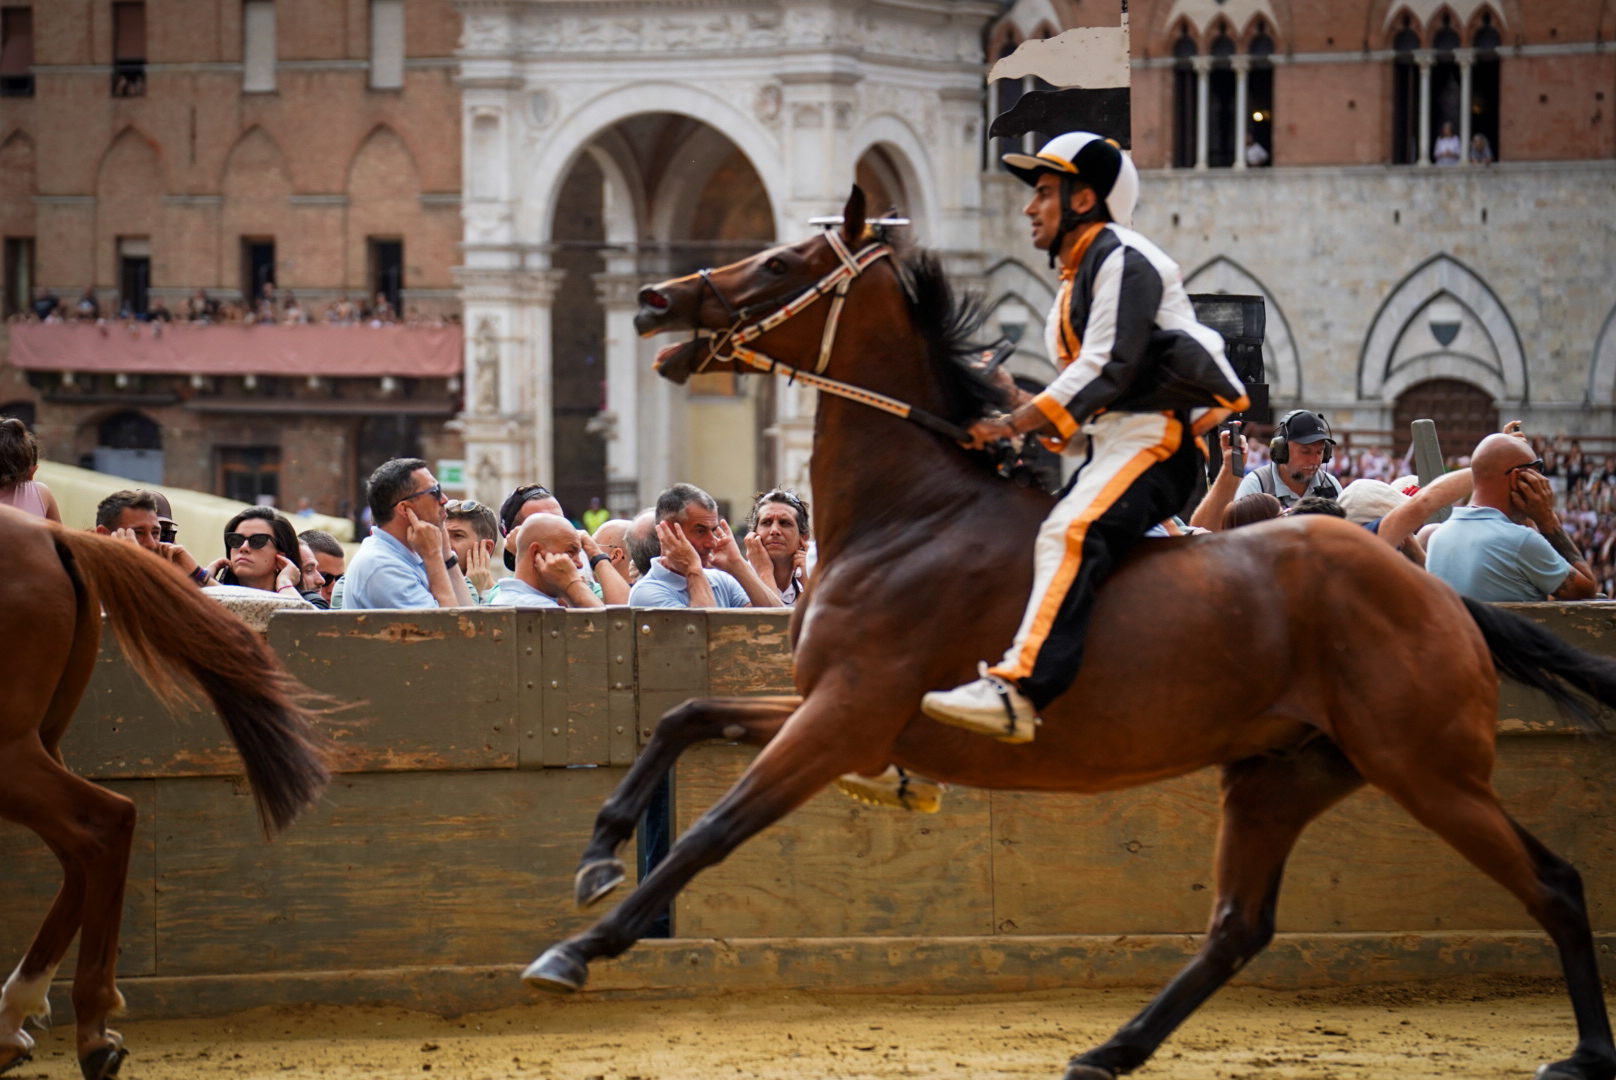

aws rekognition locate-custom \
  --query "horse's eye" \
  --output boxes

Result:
[765,257,788,275]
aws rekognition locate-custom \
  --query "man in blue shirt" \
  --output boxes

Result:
[343,458,475,609]
[1427,433,1597,602]
[486,513,604,609]
[626,483,782,608]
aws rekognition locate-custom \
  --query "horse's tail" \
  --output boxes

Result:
[1463,596,1616,735]
[52,527,332,834]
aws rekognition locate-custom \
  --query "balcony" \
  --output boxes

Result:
[111,60,145,98]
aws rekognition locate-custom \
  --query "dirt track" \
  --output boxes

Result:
[22,976,1590,1079]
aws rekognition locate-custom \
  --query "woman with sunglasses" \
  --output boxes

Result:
[206,507,304,596]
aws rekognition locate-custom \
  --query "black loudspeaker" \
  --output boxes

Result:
[1187,293,1268,424]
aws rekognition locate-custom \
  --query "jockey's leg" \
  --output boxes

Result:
[924,411,1196,741]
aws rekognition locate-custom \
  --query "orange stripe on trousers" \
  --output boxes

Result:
[991,415,1182,684]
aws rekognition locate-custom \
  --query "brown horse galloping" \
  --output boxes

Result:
[526,187,1616,1080]
[0,507,330,1080]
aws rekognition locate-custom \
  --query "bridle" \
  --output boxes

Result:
[686,227,972,444]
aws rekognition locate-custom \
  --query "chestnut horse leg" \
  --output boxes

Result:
[529,695,859,992]
[1066,736,1365,1080]
[1371,770,1615,1080]
[0,743,134,1080]
[573,696,799,909]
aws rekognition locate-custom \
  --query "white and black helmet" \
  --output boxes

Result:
[1003,131,1139,226]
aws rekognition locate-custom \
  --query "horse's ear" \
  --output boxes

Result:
[841,185,866,246]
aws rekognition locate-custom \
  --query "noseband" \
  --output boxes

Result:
[689,230,971,444]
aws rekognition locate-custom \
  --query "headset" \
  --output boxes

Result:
[1269,410,1334,465]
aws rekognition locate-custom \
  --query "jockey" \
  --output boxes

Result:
[921,132,1248,743]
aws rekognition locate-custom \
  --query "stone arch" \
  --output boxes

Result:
[583,137,644,252]
[0,130,36,238]
[518,82,788,257]
[1370,0,1516,43]
[346,124,423,295]
[848,117,938,243]
[1358,253,1526,405]
[647,123,761,249]
[1183,256,1302,403]
[983,256,1060,379]
[1587,301,1616,405]
[1158,0,1282,50]
[992,0,1063,48]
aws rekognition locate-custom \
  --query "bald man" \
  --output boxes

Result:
[486,513,604,609]
[1427,431,1597,602]
[592,518,637,584]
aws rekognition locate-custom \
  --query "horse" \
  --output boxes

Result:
[0,507,330,1080]
[523,186,1616,1080]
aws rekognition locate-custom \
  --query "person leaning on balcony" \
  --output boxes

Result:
[1433,121,1463,166]
[0,418,62,523]
[343,458,475,610]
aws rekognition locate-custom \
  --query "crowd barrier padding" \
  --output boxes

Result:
[2,603,1614,1018]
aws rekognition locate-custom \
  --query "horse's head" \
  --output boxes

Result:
[634,186,876,385]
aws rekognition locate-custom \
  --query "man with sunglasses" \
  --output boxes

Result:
[1427,430,1598,601]
[343,458,475,609]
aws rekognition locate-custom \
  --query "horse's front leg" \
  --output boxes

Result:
[572,695,800,909]
[530,688,880,992]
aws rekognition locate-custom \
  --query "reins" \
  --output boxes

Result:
[690,228,973,445]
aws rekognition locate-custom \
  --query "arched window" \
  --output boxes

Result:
[99,409,161,449]
[1429,13,1464,161]
[1470,11,1502,162]
[1392,379,1497,461]
[1392,15,1422,164]
[1171,25,1198,168]
[1246,19,1276,165]
[92,409,163,484]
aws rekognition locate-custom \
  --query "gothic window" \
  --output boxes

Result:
[1247,21,1275,163]
[1428,13,1463,155]
[1206,26,1238,168]
[1171,25,1197,169]
[1471,11,1502,161]
[1392,15,1421,164]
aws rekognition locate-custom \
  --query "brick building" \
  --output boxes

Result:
[0,0,464,516]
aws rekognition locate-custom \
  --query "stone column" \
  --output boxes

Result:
[1192,56,1212,171]
[593,271,643,519]
[1232,56,1250,171]
[1456,49,1474,165]
[453,268,565,504]
[1416,52,1433,166]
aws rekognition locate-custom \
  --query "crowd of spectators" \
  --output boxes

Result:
[9,284,458,329]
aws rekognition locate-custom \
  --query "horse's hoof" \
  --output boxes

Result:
[0,1050,32,1077]
[574,858,626,909]
[1064,1064,1115,1080]
[79,1044,126,1080]
[523,946,589,994]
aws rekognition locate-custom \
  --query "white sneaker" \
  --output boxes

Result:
[921,663,1040,744]
[836,766,944,813]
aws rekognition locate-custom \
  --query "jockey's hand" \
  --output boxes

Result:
[964,416,1017,450]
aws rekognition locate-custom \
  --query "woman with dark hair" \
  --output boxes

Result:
[207,506,304,595]
[0,417,62,522]
[1221,492,1283,531]
[743,489,812,606]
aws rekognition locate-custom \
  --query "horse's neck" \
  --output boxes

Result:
[808,385,993,559]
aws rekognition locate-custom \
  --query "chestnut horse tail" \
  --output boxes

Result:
[1463,595,1616,734]
[52,527,332,834]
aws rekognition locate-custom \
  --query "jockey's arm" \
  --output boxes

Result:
[965,400,1057,450]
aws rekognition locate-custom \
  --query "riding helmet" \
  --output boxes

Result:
[1002,131,1139,226]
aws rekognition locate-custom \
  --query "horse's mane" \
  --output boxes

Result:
[878,232,1004,426]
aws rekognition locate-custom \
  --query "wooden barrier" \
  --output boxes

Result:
[3,603,1615,1019]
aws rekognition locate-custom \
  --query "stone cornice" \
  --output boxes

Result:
[454,266,568,303]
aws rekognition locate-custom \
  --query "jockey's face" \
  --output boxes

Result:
[1024,173,1097,253]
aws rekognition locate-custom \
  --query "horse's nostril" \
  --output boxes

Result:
[639,287,670,312]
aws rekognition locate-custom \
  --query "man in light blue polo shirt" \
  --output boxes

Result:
[342,458,476,609]
[1427,433,1597,602]
[626,483,782,608]
[486,513,604,609]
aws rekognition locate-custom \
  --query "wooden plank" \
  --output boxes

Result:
[516,609,626,768]
[991,738,1616,937]
[635,610,708,744]
[269,609,519,773]
[150,768,630,975]
[1496,603,1616,732]
[0,780,156,979]
[673,744,995,938]
[706,610,796,696]
[514,608,544,768]
[607,612,637,766]
[93,930,1616,1019]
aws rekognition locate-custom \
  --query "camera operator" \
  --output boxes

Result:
[1236,410,1343,508]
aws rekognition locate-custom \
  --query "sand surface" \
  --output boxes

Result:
[19,976,1591,1079]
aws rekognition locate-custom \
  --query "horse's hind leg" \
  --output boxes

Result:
[1368,759,1614,1080]
[530,693,860,992]
[1067,735,1364,1080]
[0,743,136,1080]
[573,695,798,908]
